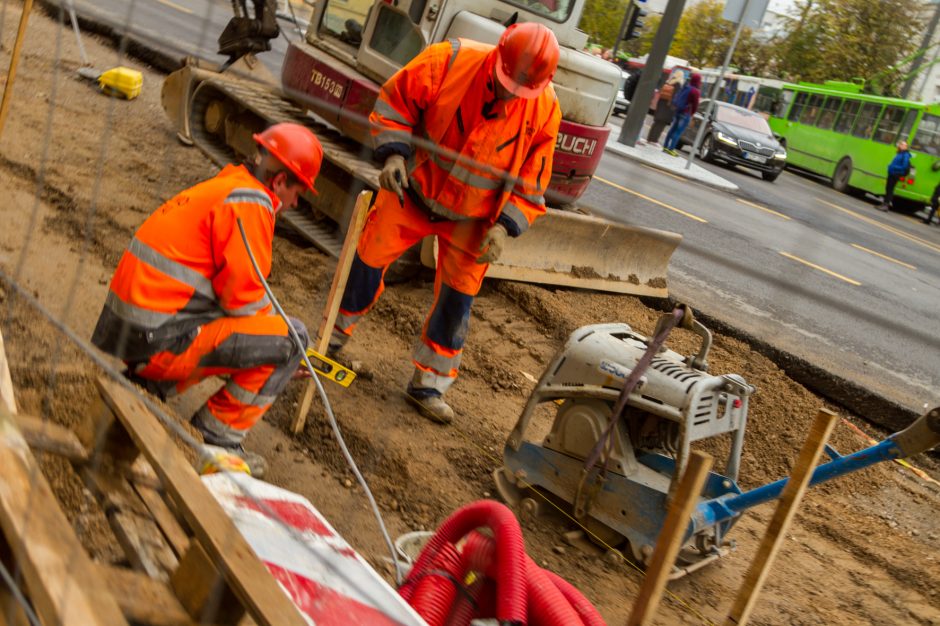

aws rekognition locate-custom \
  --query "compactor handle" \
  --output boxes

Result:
[653,305,712,371]
[890,406,940,458]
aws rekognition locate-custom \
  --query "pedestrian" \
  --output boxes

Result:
[662,72,701,156]
[329,23,562,425]
[91,123,323,476]
[878,140,912,211]
[645,71,684,147]
[925,181,939,225]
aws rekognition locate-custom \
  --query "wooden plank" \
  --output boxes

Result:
[14,415,89,463]
[96,376,306,626]
[134,483,191,557]
[627,451,713,626]
[0,328,16,416]
[725,409,838,626]
[0,413,128,626]
[292,190,372,434]
[78,395,140,467]
[94,563,195,626]
[171,542,245,625]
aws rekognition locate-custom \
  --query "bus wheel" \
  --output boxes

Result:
[832,158,853,192]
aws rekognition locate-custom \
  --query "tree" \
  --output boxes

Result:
[580,0,632,50]
[672,0,747,68]
[776,0,924,93]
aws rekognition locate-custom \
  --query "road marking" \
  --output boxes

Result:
[736,198,791,220]
[779,251,862,286]
[850,243,917,270]
[639,163,687,183]
[817,199,940,255]
[153,0,193,14]
[595,176,708,223]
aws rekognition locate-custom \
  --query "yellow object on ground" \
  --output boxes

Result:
[199,448,252,476]
[303,347,356,387]
[98,66,142,99]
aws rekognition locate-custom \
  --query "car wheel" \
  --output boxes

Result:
[762,169,781,182]
[699,134,715,163]
[832,157,852,192]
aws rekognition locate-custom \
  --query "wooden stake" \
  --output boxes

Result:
[724,408,838,626]
[0,0,34,141]
[291,190,372,434]
[627,450,713,626]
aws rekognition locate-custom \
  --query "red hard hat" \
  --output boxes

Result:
[495,23,560,99]
[253,123,323,192]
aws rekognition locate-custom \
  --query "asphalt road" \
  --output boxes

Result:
[58,0,940,413]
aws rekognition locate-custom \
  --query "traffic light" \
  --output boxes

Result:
[624,1,647,41]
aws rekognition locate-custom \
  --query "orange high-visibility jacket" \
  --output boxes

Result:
[91,164,278,361]
[370,38,562,237]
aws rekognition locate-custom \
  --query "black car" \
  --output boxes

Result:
[679,100,787,181]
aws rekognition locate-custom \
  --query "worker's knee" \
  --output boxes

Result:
[426,285,474,350]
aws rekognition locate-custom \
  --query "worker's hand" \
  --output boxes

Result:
[476,224,508,265]
[379,155,408,198]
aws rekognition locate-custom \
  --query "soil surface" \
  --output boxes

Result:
[1,5,938,625]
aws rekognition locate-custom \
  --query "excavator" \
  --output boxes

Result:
[161,0,681,295]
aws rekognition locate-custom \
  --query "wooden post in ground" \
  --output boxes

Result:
[724,408,838,626]
[0,0,35,140]
[627,450,713,626]
[291,190,372,435]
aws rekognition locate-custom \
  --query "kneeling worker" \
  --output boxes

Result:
[329,23,562,424]
[91,123,323,476]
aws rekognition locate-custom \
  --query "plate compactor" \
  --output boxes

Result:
[494,309,940,578]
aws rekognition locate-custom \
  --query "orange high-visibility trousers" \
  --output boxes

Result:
[332,189,489,395]
[134,314,307,446]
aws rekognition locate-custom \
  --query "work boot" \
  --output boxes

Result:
[876,203,890,212]
[202,443,268,479]
[404,391,454,425]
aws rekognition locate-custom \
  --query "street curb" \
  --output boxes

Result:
[49,0,927,442]
[604,140,740,193]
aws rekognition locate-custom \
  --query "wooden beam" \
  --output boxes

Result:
[171,542,245,625]
[14,415,89,463]
[292,190,372,434]
[134,483,191,557]
[627,451,713,626]
[0,328,16,416]
[95,376,306,626]
[0,413,128,625]
[725,409,838,626]
[93,563,195,626]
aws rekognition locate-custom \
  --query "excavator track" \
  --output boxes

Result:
[189,75,380,258]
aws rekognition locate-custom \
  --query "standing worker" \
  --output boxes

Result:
[663,73,701,156]
[877,140,912,212]
[329,24,562,425]
[91,123,323,476]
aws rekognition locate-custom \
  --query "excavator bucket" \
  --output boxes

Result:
[421,209,681,297]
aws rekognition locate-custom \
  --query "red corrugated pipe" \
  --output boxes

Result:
[407,542,465,626]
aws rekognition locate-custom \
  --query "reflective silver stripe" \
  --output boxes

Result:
[192,405,245,445]
[428,151,503,191]
[375,129,412,148]
[373,99,411,127]
[411,365,457,395]
[225,295,271,317]
[511,187,546,206]
[413,342,461,374]
[447,39,461,69]
[225,188,274,215]
[334,311,360,331]
[105,291,175,327]
[500,202,530,235]
[409,181,469,221]
[224,381,276,408]
[128,238,215,298]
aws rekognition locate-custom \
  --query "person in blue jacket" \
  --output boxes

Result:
[878,140,912,212]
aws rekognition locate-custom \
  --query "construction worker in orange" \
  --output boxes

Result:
[91,123,323,477]
[329,23,562,424]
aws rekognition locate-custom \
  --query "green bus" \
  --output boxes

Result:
[761,80,940,207]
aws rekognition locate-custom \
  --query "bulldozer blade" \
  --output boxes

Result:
[422,209,681,297]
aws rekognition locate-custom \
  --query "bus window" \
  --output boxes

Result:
[874,106,907,144]
[788,92,807,121]
[770,89,793,118]
[800,94,824,125]
[834,100,860,133]
[899,109,916,142]
[817,97,843,130]
[851,102,882,139]
[911,113,940,156]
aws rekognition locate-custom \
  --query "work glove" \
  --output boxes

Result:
[476,223,508,265]
[379,155,408,203]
